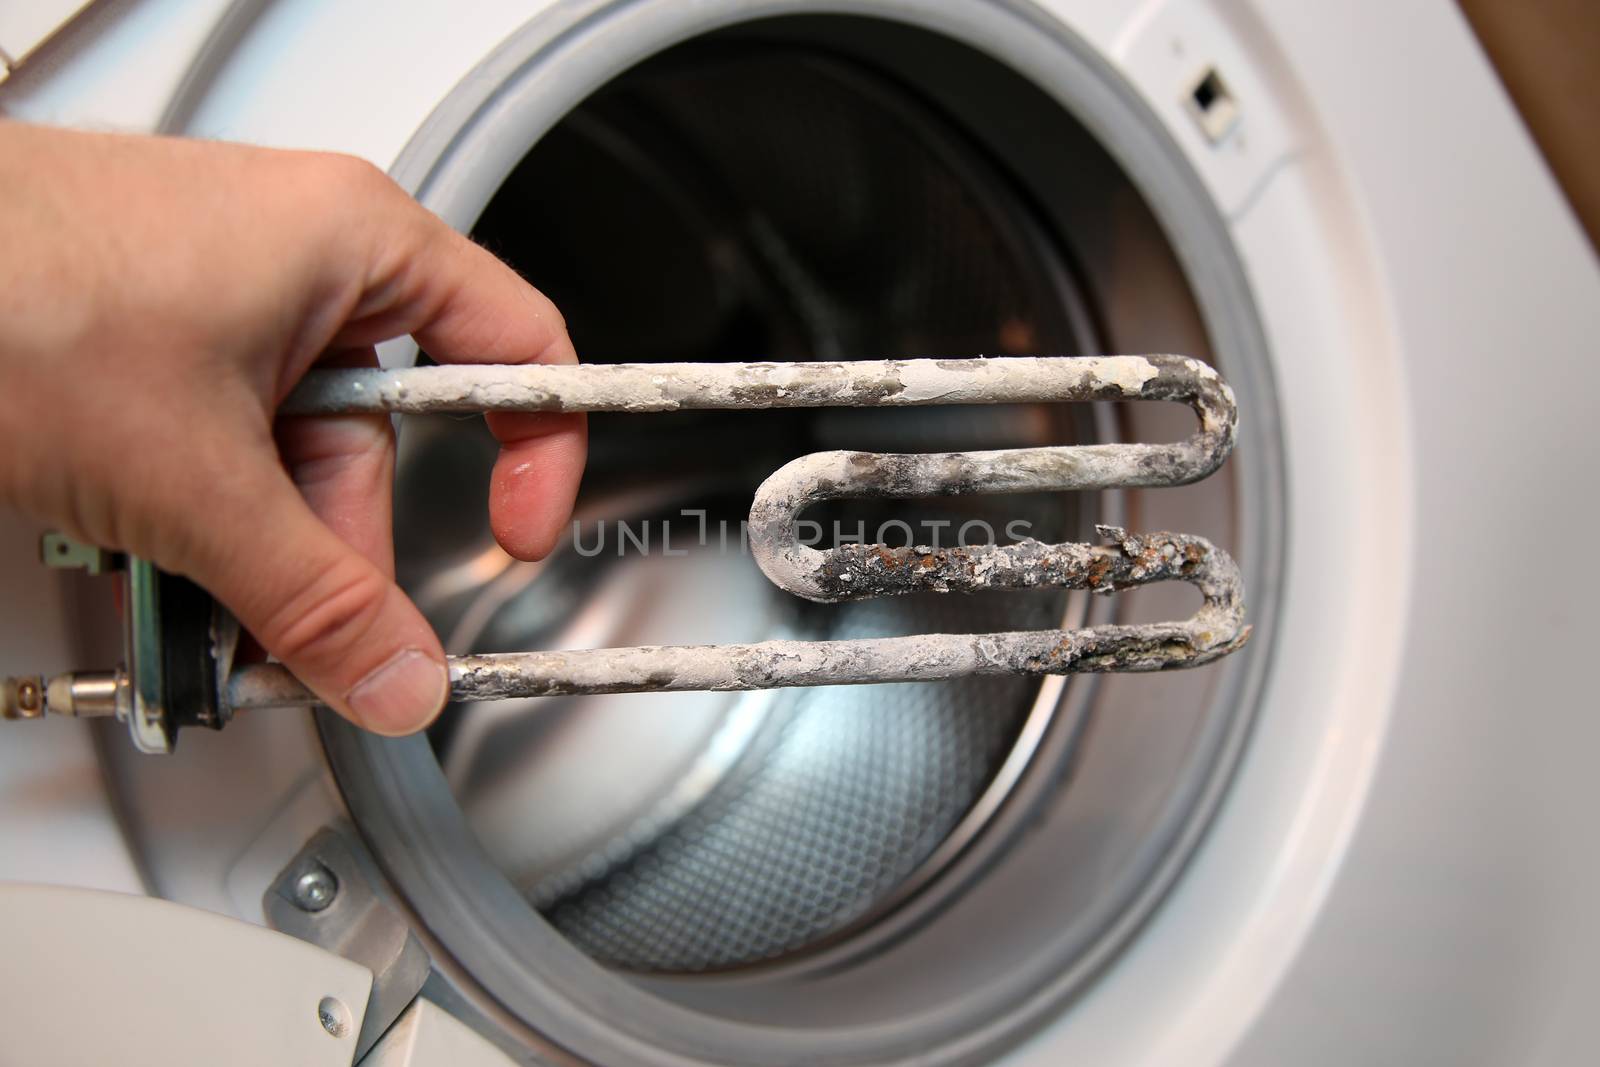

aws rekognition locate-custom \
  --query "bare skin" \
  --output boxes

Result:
[0,123,586,735]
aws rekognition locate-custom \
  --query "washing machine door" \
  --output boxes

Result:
[0,2,1595,1066]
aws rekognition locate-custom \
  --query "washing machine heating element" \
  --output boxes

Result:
[2,354,1247,752]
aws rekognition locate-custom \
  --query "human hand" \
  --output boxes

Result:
[0,123,586,735]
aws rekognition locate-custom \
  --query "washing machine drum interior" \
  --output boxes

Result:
[372,12,1276,1050]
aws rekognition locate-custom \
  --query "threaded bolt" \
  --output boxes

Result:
[2,676,45,720]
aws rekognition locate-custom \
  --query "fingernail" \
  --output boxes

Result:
[347,649,448,736]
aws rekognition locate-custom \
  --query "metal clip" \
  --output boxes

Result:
[226,355,1247,708]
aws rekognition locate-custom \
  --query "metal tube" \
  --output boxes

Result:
[282,354,1233,421]
[224,527,1246,709]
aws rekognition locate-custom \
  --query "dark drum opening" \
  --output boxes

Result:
[397,37,1102,974]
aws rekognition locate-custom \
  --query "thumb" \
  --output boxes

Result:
[181,457,448,736]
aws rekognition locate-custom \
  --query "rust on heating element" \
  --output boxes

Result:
[226,355,1250,707]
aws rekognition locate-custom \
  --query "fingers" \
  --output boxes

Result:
[182,442,448,736]
[333,205,587,562]
[415,238,587,561]
[276,347,396,575]
[328,200,576,367]
[411,234,578,370]
[487,411,587,560]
